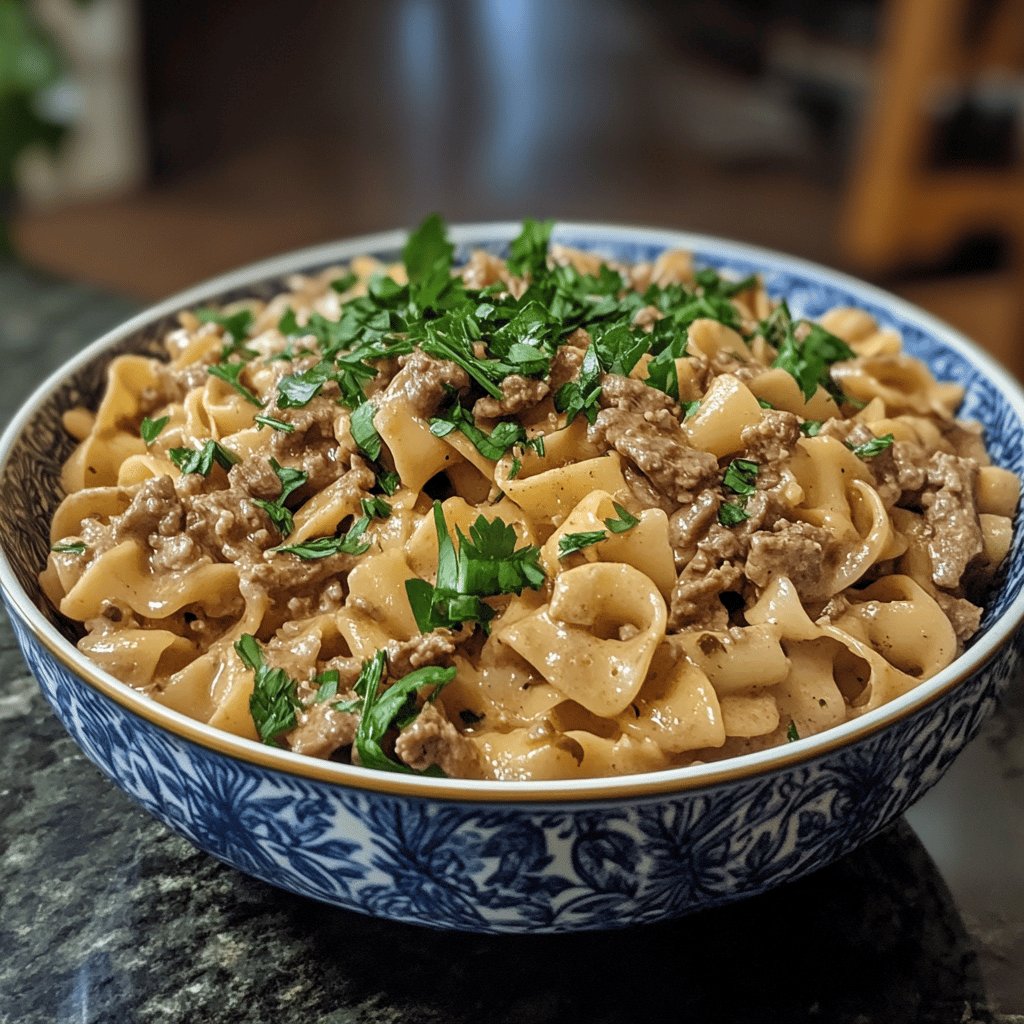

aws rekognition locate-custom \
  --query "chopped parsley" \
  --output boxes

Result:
[603,502,639,534]
[314,669,341,703]
[196,306,254,346]
[506,217,554,277]
[718,459,759,527]
[360,496,392,520]
[800,420,823,437]
[786,720,800,742]
[405,503,545,633]
[508,457,522,479]
[252,459,308,537]
[430,402,527,460]
[757,398,774,409]
[275,360,337,409]
[718,501,750,527]
[208,360,261,406]
[271,515,371,559]
[330,272,358,294]
[350,651,456,775]
[140,415,169,446]
[766,304,855,401]
[350,401,382,461]
[51,541,86,555]
[722,458,759,496]
[681,400,701,420]
[168,439,239,476]
[557,530,607,559]
[236,633,301,745]
[848,433,895,459]
[375,470,401,496]
[254,413,295,433]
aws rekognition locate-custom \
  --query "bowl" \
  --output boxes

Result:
[3,223,1023,933]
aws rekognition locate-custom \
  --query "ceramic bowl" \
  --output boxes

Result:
[2,224,1023,933]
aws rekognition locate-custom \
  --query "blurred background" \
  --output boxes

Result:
[3,0,1024,373]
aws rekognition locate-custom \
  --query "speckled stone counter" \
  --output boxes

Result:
[1,266,1022,1023]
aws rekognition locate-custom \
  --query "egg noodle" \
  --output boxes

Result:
[41,218,1019,780]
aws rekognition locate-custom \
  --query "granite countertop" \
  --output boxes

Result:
[1,266,1022,1023]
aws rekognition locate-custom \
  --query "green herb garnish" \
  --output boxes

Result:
[786,721,800,742]
[405,503,545,633]
[351,652,456,775]
[271,515,371,559]
[723,458,759,496]
[168,439,239,476]
[208,361,261,406]
[768,305,855,401]
[236,633,301,746]
[51,541,86,555]
[718,501,750,527]
[361,496,392,520]
[800,420,823,437]
[252,459,308,537]
[557,530,607,559]
[848,433,895,459]
[603,502,640,534]
[140,415,169,446]
[254,413,295,433]
[197,306,254,345]
[350,401,382,461]
[430,402,527,461]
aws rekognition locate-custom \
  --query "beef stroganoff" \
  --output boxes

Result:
[41,218,1019,780]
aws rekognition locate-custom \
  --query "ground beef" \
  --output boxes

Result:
[548,330,589,392]
[590,376,718,506]
[186,485,276,563]
[288,699,359,759]
[867,439,929,507]
[393,701,483,778]
[229,458,287,501]
[935,592,984,646]
[921,452,983,589]
[389,350,469,418]
[745,519,836,602]
[740,410,801,466]
[473,375,550,419]
[669,560,745,631]
[385,628,462,678]
[269,394,350,491]
[669,490,721,561]
[113,475,185,548]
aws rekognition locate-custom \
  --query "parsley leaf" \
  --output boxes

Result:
[352,653,456,775]
[848,432,895,459]
[718,501,750,527]
[361,496,392,520]
[253,459,308,537]
[254,413,295,433]
[350,401,382,461]
[787,720,800,742]
[403,213,456,310]
[314,670,340,703]
[140,415,169,446]
[330,272,358,294]
[276,360,336,408]
[208,361,262,406]
[430,402,527,460]
[506,218,553,277]
[757,397,774,409]
[236,634,301,745]
[558,530,607,558]
[554,344,603,424]
[405,503,545,633]
[168,439,239,476]
[51,541,86,555]
[681,400,701,420]
[197,306,254,345]
[376,470,401,496]
[800,420,823,437]
[768,305,855,401]
[723,458,759,496]
[271,515,371,559]
[604,502,639,534]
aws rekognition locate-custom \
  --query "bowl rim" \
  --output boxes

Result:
[3,219,1024,804]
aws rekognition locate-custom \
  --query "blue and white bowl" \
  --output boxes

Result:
[2,224,1023,933]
